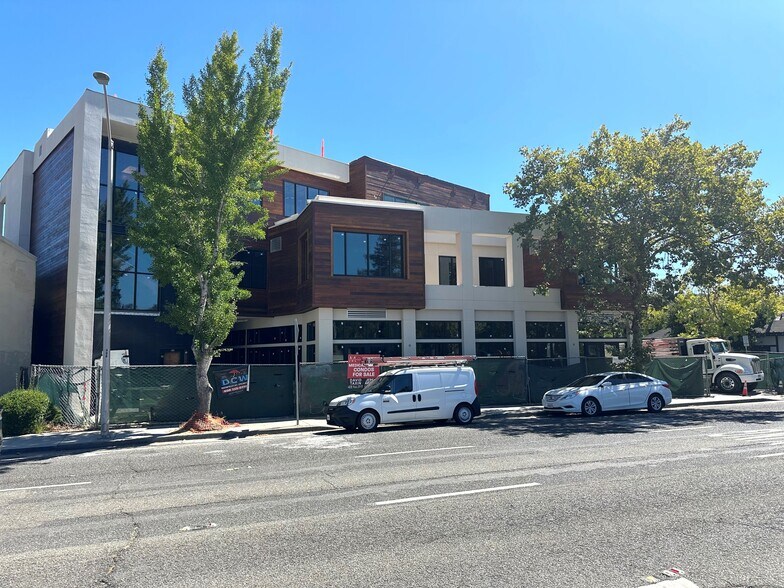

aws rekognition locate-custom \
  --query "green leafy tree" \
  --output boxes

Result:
[505,117,782,368]
[651,283,784,341]
[132,29,290,417]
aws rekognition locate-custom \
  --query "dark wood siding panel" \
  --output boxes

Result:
[523,248,548,287]
[350,157,490,210]
[263,168,352,223]
[265,205,316,315]
[310,202,425,310]
[30,130,74,364]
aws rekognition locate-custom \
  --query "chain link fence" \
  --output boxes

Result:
[29,365,100,427]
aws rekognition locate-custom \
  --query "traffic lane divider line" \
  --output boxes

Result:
[374,482,541,506]
[355,446,475,458]
[750,452,784,459]
[0,481,93,493]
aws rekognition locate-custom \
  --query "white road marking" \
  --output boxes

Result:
[0,481,93,493]
[203,450,225,454]
[375,482,541,506]
[646,425,714,433]
[750,452,784,459]
[356,445,475,458]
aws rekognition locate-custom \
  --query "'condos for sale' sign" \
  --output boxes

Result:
[347,355,381,389]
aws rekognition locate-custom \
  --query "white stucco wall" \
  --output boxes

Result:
[0,150,34,250]
[0,237,35,393]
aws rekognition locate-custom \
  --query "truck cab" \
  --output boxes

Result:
[685,338,764,394]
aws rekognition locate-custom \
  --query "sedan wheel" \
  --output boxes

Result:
[581,397,600,417]
[647,393,664,413]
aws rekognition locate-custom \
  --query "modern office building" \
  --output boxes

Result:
[0,89,628,370]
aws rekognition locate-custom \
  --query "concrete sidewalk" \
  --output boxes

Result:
[1,392,781,456]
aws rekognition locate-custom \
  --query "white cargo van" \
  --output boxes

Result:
[326,366,480,432]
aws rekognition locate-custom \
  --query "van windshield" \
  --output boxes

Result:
[361,375,393,394]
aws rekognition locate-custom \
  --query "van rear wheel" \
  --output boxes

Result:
[453,404,474,425]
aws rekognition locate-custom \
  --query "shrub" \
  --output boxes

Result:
[0,389,50,436]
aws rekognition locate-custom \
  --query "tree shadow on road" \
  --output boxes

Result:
[472,406,784,438]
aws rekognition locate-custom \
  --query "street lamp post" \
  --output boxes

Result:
[94,71,113,437]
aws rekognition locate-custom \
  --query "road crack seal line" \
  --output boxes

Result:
[98,511,140,587]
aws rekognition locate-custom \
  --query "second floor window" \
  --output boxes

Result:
[333,231,405,278]
[478,257,506,287]
[284,181,328,216]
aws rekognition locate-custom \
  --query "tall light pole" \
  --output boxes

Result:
[94,71,113,437]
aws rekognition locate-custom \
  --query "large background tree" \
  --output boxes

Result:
[505,117,783,367]
[132,29,290,422]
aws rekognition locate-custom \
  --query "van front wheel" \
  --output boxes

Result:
[454,404,474,425]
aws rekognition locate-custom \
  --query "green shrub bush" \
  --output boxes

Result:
[0,389,51,436]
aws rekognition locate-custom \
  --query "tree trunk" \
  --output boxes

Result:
[629,304,645,371]
[194,348,214,417]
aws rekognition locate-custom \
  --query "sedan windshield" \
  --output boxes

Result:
[565,375,605,388]
[361,374,393,394]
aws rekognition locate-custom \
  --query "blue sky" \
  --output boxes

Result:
[2,0,782,212]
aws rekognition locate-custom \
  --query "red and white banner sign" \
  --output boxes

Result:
[347,354,381,380]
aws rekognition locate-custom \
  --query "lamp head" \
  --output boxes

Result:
[93,71,110,86]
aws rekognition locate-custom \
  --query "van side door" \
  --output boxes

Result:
[380,373,416,423]
[410,371,444,419]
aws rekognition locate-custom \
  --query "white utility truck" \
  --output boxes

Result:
[646,337,764,394]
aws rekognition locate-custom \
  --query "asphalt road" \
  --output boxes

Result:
[1,402,784,588]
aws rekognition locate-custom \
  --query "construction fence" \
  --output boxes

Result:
[26,355,729,426]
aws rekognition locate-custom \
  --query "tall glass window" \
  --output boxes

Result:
[283,180,328,216]
[333,231,405,278]
[438,256,457,285]
[478,257,506,287]
[95,140,159,311]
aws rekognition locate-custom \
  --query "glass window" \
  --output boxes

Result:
[224,329,246,347]
[346,232,368,276]
[478,257,506,287]
[112,235,136,272]
[284,182,295,217]
[439,256,457,285]
[115,151,139,190]
[332,343,402,361]
[113,187,137,229]
[307,322,316,342]
[526,321,566,339]
[578,317,627,339]
[526,341,567,359]
[135,274,159,311]
[333,321,402,340]
[332,232,346,275]
[114,272,136,310]
[416,321,462,339]
[247,326,296,345]
[392,374,413,393]
[476,342,515,357]
[475,321,513,339]
[333,231,405,278]
[283,180,328,216]
[236,249,267,289]
[295,183,307,214]
[246,346,295,365]
[416,342,463,356]
[136,248,153,273]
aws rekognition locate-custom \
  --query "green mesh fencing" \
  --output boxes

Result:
[30,365,99,427]
[108,364,296,424]
[526,358,615,404]
[760,353,784,391]
[644,357,704,398]
[470,358,528,405]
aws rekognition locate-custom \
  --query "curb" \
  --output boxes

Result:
[1,424,337,457]
[669,395,782,409]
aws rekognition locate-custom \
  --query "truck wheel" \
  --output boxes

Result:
[716,372,741,394]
